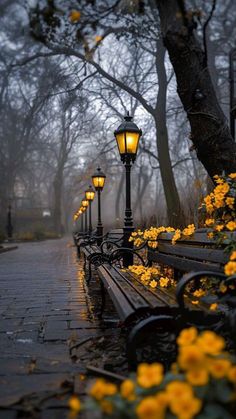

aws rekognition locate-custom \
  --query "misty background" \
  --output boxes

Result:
[0,0,235,240]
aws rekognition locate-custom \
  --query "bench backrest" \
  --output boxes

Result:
[106,229,124,242]
[148,230,235,274]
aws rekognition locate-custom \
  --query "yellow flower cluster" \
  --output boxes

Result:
[224,250,236,276]
[82,328,236,419]
[203,173,236,233]
[128,264,173,289]
[129,224,195,248]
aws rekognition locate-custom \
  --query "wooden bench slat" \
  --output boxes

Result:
[157,243,228,264]
[158,231,236,245]
[98,265,136,321]
[103,265,150,310]
[123,270,177,309]
[148,251,223,273]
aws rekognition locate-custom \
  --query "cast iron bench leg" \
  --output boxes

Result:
[127,315,175,370]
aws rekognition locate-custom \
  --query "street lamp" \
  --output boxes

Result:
[85,185,95,234]
[92,167,106,245]
[82,199,89,233]
[229,48,236,140]
[114,112,142,267]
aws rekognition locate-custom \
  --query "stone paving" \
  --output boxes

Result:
[0,238,125,418]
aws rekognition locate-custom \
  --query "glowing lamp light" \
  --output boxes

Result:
[92,167,106,191]
[114,112,142,163]
[85,185,95,201]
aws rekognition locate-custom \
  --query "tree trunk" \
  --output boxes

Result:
[154,40,185,227]
[156,0,236,177]
[53,170,63,235]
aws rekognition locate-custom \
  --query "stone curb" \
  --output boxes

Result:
[0,245,18,254]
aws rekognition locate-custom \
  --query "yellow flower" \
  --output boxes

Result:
[68,395,81,412]
[207,232,214,239]
[148,241,158,249]
[193,289,205,298]
[170,396,202,419]
[89,379,117,400]
[210,303,218,311]
[178,345,206,370]
[159,277,169,287]
[166,381,193,400]
[99,400,113,414]
[136,396,164,419]
[95,35,103,43]
[182,224,195,236]
[228,366,236,383]
[229,173,236,179]
[186,368,209,386]
[120,379,135,401]
[191,300,199,305]
[196,331,225,355]
[150,280,158,288]
[70,10,81,23]
[205,218,215,226]
[219,283,227,293]
[215,224,224,232]
[208,359,231,379]
[224,261,236,276]
[226,197,235,209]
[226,221,236,231]
[137,363,163,388]
[177,327,198,347]
[230,251,236,261]
[172,229,181,245]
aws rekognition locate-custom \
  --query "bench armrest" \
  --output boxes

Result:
[108,247,147,266]
[176,271,226,309]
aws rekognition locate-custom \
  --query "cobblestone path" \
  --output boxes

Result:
[0,238,121,418]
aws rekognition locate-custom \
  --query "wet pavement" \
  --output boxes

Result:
[0,238,126,418]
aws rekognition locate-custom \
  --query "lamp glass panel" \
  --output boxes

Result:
[82,200,89,207]
[85,190,95,200]
[125,132,140,154]
[116,132,125,154]
[92,176,105,189]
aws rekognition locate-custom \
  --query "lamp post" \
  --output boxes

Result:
[78,208,83,232]
[92,167,106,245]
[82,199,89,233]
[6,203,13,240]
[85,186,95,234]
[229,48,236,140]
[114,112,142,267]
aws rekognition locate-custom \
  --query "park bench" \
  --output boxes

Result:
[78,228,124,274]
[87,229,236,368]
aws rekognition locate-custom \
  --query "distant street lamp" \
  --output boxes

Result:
[114,112,142,267]
[92,167,106,245]
[85,185,95,234]
[229,48,236,140]
[82,199,89,232]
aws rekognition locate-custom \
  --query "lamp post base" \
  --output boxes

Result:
[123,225,134,267]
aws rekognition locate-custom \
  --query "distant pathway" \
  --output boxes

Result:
[0,238,102,418]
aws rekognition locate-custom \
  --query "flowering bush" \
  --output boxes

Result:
[203,173,236,233]
[68,328,236,418]
[202,173,236,276]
